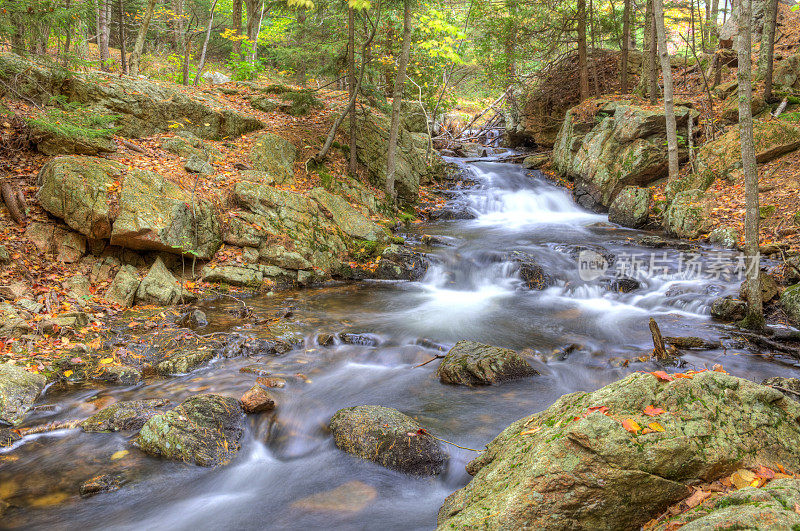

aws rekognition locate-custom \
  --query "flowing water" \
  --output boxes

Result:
[4,158,800,530]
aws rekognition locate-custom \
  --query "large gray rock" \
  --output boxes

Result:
[0,363,46,425]
[437,371,800,530]
[553,100,697,210]
[249,133,296,184]
[135,257,186,306]
[110,168,221,259]
[37,156,120,240]
[329,405,448,475]
[436,340,538,386]
[134,394,245,467]
[105,264,140,307]
[608,186,652,228]
[309,187,386,242]
[351,108,445,203]
[781,283,800,325]
[664,189,710,238]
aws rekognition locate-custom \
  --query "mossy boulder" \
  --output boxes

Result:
[135,257,188,306]
[29,121,116,156]
[81,398,170,432]
[739,272,779,303]
[0,53,262,139]
[664,189,710,238]
[437,371,800,530]
[0,363,46,425]
[248,133,296,184]
[105,265,140,307]
[553,101,697,210]
[37,156,120,240]
[329,405,448,475]
[309,187,386,242]
[134,394,245,467]
[156,346,216,375]
[719,91,766,123]
[676,119,800,195]
[708,226,740,249]
[780,283,800,325]
[711,296,748,322]
[436,340,538,386]
[351,108,445,203]
[110,168,221,260]
[651,478,800,530]
[608,186,652,228]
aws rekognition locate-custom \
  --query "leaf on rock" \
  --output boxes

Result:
[643,405,665,417]
[650,370,674,382]
[621,419,641,432]
[684,488,711,509]
[730,469,757,489]
[648,422,665,432]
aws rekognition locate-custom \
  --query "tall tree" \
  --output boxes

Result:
[232,0,243,57]
[129,0,158,76]
[117,0,127,73]
[577,0,589,101]
[621,0,631,92]
[758,0,778,101]
[98,0,111,71]
[637,0,658,104]
[194,0,221,85]
[738,0,764,329]
[653,0,679,181]
[348,7,357,175]
[385,0,413,200]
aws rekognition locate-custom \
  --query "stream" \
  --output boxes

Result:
[4,157,800,530]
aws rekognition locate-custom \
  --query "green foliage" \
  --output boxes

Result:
[28,98,120,141]
[280,90,323,116]
[229,40,264,81]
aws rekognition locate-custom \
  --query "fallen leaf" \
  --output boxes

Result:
[622,419,641,432]
[643,405,665,417]
[99,358,113,364]
[756,465,775,479]
[63,370,73,377]
[731,469,756,489]
[651,370,674,382]
[684,489,711,508]
[648,421,665,432]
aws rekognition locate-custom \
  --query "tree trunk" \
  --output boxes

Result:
[648,0,659,104]
[129,0,157,76]
[577,0,589,101]
[117,0,127,73]
[385,0,412,200]
[295,10,307,83]
[637,0,656,101]
[252,1,267,71]
[348,7,357,175]
[653,0,679,181]
[738,0,764,329]
[172,0,185,49]
[621,0,630,92]
[194,0,220,85]
[63,0,73,65]
[183,31,191,85]
[759,0,778,101]
[232,0,243,57]
[98,0,110,71]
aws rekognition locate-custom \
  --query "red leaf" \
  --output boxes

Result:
[643,405,665,417]
[650,371,674,382]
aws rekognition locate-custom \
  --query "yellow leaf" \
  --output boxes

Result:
[648,422,665,432]
[731,469,756,489]
[63,370,73,377]
[100,358,113,364]
[110,450,129,460]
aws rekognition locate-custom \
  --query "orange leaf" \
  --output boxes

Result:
[756,465,775,479]
[684,489,711,509]
[622,419,641,432]
[650,371,674,382]
[643,405,665,417]
[648,421,665,432]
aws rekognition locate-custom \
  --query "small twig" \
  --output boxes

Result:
[413,354,445,368]
[766,385,800,398]
[18,419,83,436]
[421,430,482,452]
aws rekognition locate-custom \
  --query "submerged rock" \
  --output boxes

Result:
[135,394,245,467]
[329,405,448,475]
[0,363,46,425]
[79,473,125,497]
[437,371,800,530]
[436,340,538,386]
[82,399,170,432]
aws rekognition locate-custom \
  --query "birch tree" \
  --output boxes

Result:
[652,0,679,181]
[385,0,413,199]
